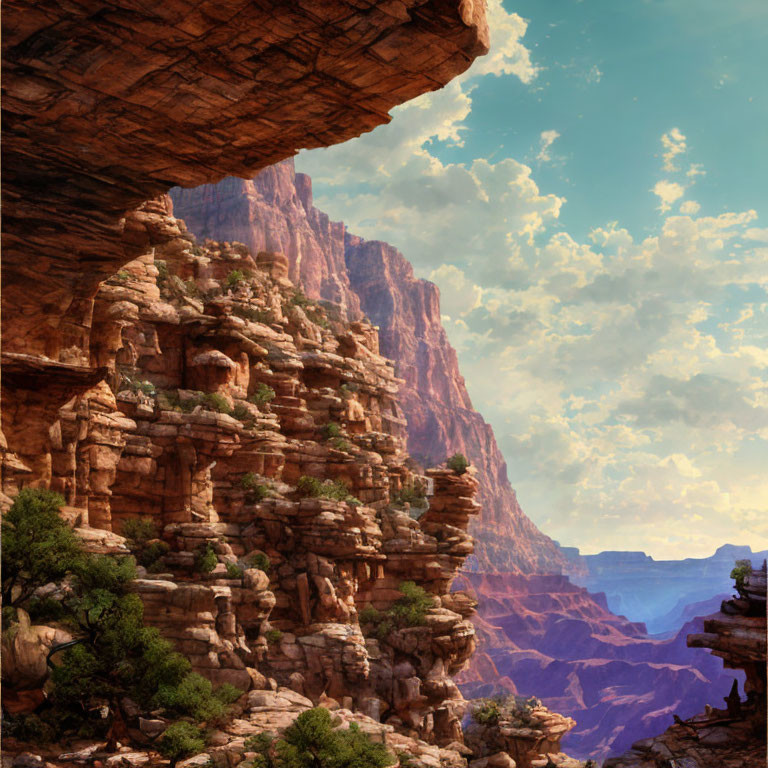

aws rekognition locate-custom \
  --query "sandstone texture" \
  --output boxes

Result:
[169,159,568,575]
[2,0,488,366]
[3,202,483,748]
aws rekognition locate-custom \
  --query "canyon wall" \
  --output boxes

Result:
[2,0,488,491]
[453,572,745,761]
[170,159,568,575]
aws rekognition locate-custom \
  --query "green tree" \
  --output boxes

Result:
[1,489,84,608]
[50,554,191,748]
[158,721,206,767]
[121,517,169,569]
[246,708,394,768]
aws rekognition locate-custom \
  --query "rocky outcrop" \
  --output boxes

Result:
[2,201,486,757]
[605,563,767,768]
[169,159,568,575]
[453,572,745,761]
[2,0,488,391]
[464,698,581,768]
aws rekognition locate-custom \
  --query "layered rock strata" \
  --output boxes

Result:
[453,572,746,760]
[1,0,489,438]
[464,701,581,768]
[169,159,568,574]
[605,563,767,768]
[3,202,484,756]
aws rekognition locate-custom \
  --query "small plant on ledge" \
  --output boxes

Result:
[322,422,342,439]
[447,452,469,475]
[225,562,245,579]
[358,581,435,640]
[471,698,502,726]
[265,628,283,645]
[296,475,360,504]
[194,542,218,574]
[247,552,271,573]
[249,382,276,407]
[122,517,170,569]
[225,269,250,290]
[731,559,752,596]
[239,472,271,502]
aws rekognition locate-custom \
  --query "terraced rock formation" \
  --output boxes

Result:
[170,159,568,575]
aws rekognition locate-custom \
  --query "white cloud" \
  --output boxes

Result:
[661,127,687,172]
[652,180,686,212]
[297,7,768,559]
[537,130,561,163]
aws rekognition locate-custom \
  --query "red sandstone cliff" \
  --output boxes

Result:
[170,159,568,575]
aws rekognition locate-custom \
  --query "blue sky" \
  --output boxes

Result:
[297,0,768,559]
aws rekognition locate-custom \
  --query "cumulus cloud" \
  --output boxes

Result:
[298,6,768,558]
[652,180,686,212]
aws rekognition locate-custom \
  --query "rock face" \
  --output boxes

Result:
[18,202,481,747]
[170,159,568,575]
[605,563,767,768]
[2,0,488,370]
[453,572,745,761]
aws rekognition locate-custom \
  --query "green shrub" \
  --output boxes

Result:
[296,476,360,504]
[114,270,131,283]
[201,392,232,414]
[248,552,271,573]
[339,383,361,399]
[225,562,245,579]
[122,517,170,569]
[157,721,206,766]
[446,453,469,474]
[266,629,283,645]
[240,473,270,503]
[232,304,274,324]
[244,732,279,768]
[194,543,218,574]
[322,422,342,439]
[232,403,251,421]
[249,382,277,407]
[5,712,57,744]
[330,438,352,453]
[27,595,67,624]
[472,698,501,726]
[246,707,394,768]
[358,605,380,626]
[155,671,241,723]
[226,269,251,290]
[391,481,427,508]
[305,308,330,329]
[731,559,752,593]
[1,489,83,609]
[359,582,434,641]
[289,289,311,308]
[156,260,169,285]
[118,374,155,395]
